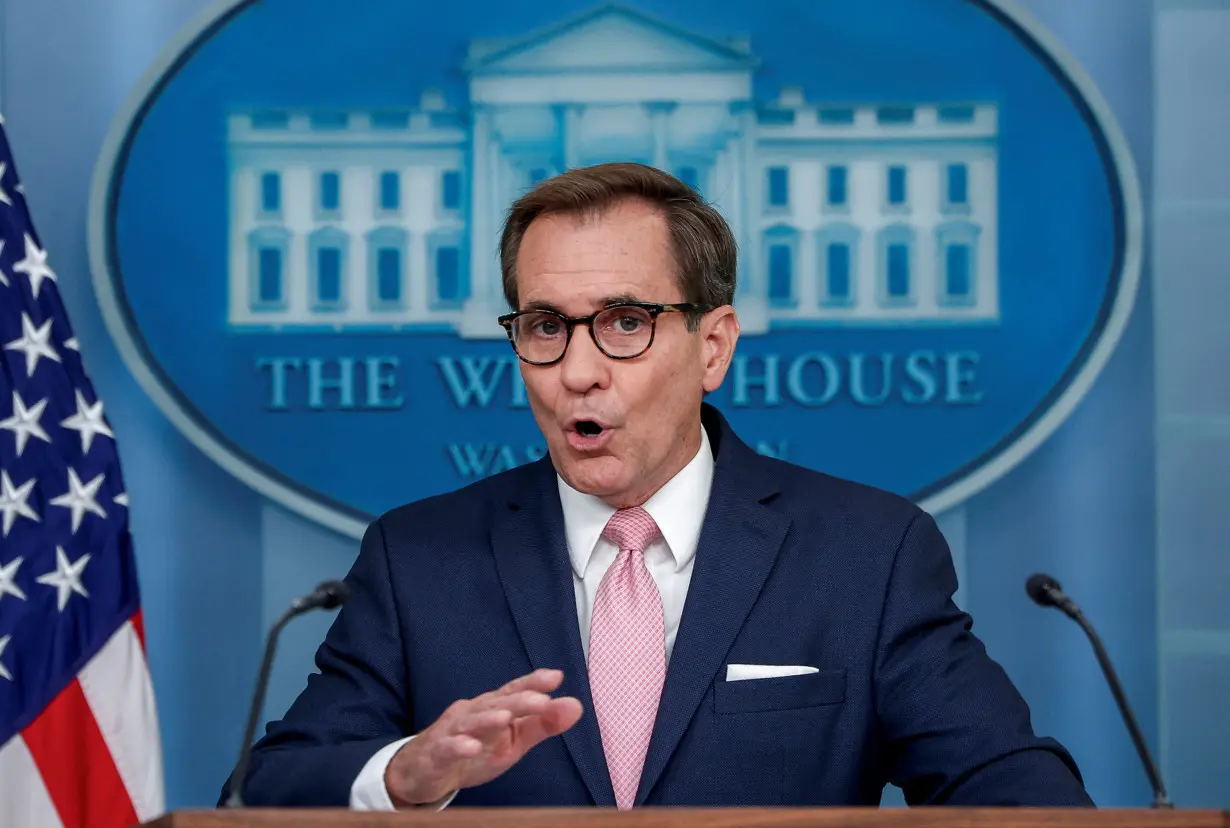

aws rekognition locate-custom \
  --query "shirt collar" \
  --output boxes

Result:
[558,425,715,579]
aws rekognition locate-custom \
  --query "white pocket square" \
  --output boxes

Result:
[725,664,819,682]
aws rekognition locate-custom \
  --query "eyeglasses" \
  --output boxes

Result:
[497,301,710,366]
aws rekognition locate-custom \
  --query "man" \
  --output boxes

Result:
[220,162,1093,809]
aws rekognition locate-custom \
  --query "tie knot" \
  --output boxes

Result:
[602,507,662,553]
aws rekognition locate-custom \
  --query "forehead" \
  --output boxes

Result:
[515,199,680,308]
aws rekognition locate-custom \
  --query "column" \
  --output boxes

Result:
[975,156,999,318]
[856,223,877,316]
[854,161,878,316]
[411,224,430,319]
[1155,1,1230,807]
[645,102,676,171]
[914,160,938,316]
[734,102,767,333]
[729,106,751,298]
[286,165,311,318]
[488,125,506,307]
[470,106,491,304]
[564,104,584,170]
[348,166,369,319]
[797,224,818,310]
[460,105,497,337]
[230,167,251,323]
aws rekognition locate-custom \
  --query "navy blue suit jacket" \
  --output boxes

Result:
[222,404,1093,808]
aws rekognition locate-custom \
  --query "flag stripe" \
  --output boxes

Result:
[78,618,165,822]
[131,609,147,652]
[21,678,140,828]
[0,736,64,828]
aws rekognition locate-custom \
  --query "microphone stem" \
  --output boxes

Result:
[225,605,301,808]
[1073,611,1172,809]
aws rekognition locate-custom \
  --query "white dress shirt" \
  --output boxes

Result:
[349,427,714,810]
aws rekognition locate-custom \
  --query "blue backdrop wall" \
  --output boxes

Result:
[0,0,1226,813]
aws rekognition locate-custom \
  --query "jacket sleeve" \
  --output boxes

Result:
[873,511,1095,806]
[217,517,413,807]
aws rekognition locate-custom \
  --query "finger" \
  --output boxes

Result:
[453,707,514,741]
[456,692,554,744]
[539,697,583,735]
[464,684,553,718]
[511,697,583,747]
[470,687,557,718]
[487,668,564,700]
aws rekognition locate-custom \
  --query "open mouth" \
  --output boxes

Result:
[566,418,613,451]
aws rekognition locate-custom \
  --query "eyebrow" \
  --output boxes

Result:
[600,294,641,307]
[521,299,562,313]
[520,294,644,314]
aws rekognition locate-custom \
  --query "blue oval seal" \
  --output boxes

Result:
[88,0,1142,539]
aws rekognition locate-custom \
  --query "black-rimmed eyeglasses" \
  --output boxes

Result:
[497,301,710,366]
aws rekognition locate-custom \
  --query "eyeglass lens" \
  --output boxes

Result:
[510,306,656,362]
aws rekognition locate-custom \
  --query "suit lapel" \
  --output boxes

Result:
[635,417,790,804]
[490,459,616,807]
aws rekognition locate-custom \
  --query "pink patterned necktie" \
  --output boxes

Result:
[588,506,666,810]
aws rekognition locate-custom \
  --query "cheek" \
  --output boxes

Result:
[654,341,703,392]
[619,351,695,416]
[521,369,557,409]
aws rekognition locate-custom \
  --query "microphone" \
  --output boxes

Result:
[290,579,349,613]
[1025,573,1172,809]
[225,579,350,808]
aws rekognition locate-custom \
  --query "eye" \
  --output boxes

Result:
[615,314,643,332]
[602,308,650,335]
[529,316,563,337]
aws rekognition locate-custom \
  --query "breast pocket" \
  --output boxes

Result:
[713,668,847,714]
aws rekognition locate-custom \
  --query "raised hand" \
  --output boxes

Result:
[384,668,584,806]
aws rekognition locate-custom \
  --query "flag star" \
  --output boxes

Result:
[0,162,10,206]
[0,391,52,456]
[0,470,39,537]
[114,492,129,507]
[0,557,26,602]
[36,546,90,612]
[0,239,8,287]
[4,313,61,377]
[14,234,57,299]
[64,337,79,351]
[0,635,12,681]
[61,389,113,454]
[49,468,107,534]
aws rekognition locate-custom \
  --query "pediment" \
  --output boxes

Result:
[465,4,759,75]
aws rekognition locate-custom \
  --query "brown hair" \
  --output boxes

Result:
[498,162,737,329]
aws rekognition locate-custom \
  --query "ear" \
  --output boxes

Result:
[699,306,740,394]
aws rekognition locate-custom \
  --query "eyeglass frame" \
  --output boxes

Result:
[496,301,712,366]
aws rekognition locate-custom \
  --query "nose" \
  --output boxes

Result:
[558,323,610,394]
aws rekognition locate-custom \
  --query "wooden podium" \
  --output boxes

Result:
[142,808,1230,827]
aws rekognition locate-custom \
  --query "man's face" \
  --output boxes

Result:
[513,198,738,508]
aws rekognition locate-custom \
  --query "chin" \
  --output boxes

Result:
[557,455,628,497]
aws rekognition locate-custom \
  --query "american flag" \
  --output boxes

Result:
[0,120,164,826]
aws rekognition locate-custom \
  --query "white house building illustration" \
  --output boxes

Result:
[226,3,999,338]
